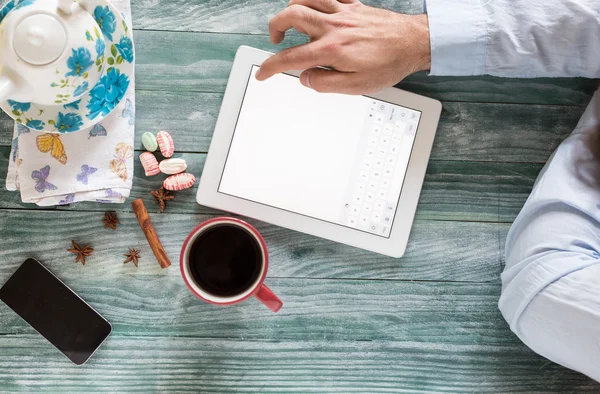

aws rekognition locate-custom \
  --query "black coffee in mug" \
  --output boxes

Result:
[189,224,262,297]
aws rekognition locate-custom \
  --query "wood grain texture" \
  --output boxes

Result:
[0,210,503,283]
[134,30,307,93]
[0,92,585,163]
[420,160,540,222]
[130,0,425,34]
[1,336,598,393]
[0,147,540,222]
[131,30,598,106]
[0,276,509,341]
[0,114,11,139]
[398,74,597,107]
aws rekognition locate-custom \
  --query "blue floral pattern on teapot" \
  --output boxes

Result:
[0,0,135,133]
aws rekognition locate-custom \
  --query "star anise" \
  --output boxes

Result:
[151,187,175,213]
[102,211,120,230]
[67,240,94,266]
[123,248,142,267]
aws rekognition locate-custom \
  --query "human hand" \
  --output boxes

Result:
[255,0,431,95]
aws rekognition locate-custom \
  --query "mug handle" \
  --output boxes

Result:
[255,284,283,312]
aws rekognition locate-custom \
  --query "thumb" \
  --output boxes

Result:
[300,68,363,94]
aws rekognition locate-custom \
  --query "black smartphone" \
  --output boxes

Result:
[0,258,112,365]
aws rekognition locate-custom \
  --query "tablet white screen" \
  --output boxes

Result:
[218,65,421,238]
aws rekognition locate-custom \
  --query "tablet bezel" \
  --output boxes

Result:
[197,46,442,258]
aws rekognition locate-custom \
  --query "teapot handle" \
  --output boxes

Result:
[0,75,16,103]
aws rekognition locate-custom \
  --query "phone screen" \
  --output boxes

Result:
[0,259,112,365]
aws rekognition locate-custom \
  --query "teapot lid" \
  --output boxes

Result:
[13,14,67,65]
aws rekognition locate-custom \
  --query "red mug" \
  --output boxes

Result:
[180,217,283,312]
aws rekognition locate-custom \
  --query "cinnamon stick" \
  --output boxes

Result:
[131,199,172,269]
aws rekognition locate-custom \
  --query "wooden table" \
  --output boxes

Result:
[1,0,599,392]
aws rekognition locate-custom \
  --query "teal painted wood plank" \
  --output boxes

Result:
[131,30,597,106]
[0,114,11,139]
[497,163,542,222]
[0,147,540,222]
[133,30,307,93]
[0,277,510,342]
[131,0,425,34]
[398,74,597,107]
[432,102,583,163]
[1,336,597,392]
[420,160,540,222]
[0,92,585,163]
[0,210,503,282]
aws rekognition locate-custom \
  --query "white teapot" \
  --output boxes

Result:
[0,0,105,105]
[0,0,135,133]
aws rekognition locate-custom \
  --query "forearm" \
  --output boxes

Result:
[425,0,600,78]
[403,14,432,74]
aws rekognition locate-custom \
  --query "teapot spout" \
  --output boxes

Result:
[0,75,16,102]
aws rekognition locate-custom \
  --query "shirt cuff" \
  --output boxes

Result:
[425,0,488,76]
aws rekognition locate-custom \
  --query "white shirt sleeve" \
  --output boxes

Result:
[425,0,600,78]
[499,90,600,382]
[517,264,600,379]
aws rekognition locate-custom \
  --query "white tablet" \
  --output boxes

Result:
[197,46,442,258]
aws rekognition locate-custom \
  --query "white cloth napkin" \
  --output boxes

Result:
[5,0,135,206]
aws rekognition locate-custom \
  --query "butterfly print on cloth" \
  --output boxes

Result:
[76,165,98,185]
[59,194,75,205]
[89,123,107,138]
[36,134,67,165]
[105,188,122,198]
[110,142,134,182]
[32,165,58,193]
[121,98,135,126]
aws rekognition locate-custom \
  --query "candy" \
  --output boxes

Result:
[159,158,187,175]
[140,152,159,176]
[142,132,158,152]
[156,131,175,158]
[163,173,196,191]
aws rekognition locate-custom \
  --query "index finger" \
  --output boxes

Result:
[256,42,328,81]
